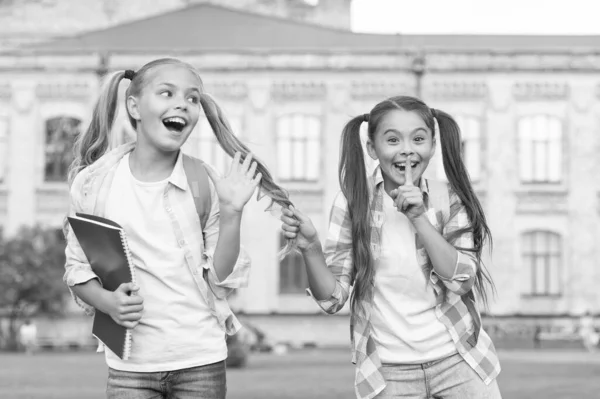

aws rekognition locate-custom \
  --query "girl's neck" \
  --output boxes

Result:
[129,141,178,183]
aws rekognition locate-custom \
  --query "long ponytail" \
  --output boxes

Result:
[339,115,374,317]
[434,108,495,307]
[68,71,126,185]
[199,93,296,255]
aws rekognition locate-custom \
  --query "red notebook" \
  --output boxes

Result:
[67,213,136,360]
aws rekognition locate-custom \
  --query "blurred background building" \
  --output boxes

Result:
[0,0,598,346]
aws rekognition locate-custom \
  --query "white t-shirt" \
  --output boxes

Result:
[103,153,226,372]
[370,193,456,364]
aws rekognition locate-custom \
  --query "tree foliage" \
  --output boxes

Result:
[0,225,66,349]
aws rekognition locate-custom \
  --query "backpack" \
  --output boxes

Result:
[181,154,211,232]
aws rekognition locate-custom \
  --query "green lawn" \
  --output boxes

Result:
[0,349,599,398]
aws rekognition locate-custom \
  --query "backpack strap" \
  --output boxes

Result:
[182,153,212,232]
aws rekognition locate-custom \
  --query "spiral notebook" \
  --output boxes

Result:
[67,213,136,360]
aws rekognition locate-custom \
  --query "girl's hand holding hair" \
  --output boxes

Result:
[205,152,263,215]
[391,154,427,221]
[280,206,319,251]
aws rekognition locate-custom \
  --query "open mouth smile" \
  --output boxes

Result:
[393,161,418,172]
[162,116,187,133]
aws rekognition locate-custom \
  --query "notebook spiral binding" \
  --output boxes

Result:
[119,230,136,361]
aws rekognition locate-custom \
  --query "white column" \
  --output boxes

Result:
[6,80,38,236]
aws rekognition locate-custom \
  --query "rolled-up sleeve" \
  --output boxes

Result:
[430,190,477,295]
[307,191,353,314]
[201,178,251,300]
[63,176,100,316]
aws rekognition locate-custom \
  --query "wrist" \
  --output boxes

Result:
[219,204,244,218]
[300,239,322,255]
[410,213,430,227]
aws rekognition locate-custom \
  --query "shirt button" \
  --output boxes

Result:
[179,239,186,245]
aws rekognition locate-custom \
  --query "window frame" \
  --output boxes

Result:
[275,113,323,183]
[517,114,564,185]
[521,230,563,297]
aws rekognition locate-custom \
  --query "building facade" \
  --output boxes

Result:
[0,3,599,342]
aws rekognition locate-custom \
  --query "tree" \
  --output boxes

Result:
[0,225,66,350]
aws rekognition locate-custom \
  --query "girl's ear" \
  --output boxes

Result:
[126,96,141,122]
[366,139,378,160]
[430,136,437,158]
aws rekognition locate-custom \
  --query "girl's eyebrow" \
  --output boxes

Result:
[156,82,200,94]
[383,127,428,135]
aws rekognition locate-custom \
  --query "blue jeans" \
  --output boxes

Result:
[376,353,502,399]
[106,361,226,399]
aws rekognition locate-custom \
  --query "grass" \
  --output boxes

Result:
[0,349,599,398]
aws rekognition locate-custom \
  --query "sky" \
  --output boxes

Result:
[351,0,600,35]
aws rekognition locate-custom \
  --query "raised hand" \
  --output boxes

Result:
[390,154,426,221]
[205,152,263,214]
[105,283,144,329]
[281,205,319,250]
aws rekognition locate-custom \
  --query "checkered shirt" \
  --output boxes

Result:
[312,167,501,399]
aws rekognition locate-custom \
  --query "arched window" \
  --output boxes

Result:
[44,116,81,182]
[522,230,562,296]
[0,117,8,183]
[518,115,562,183]
[278,233,308,294]
[276,114,321,182]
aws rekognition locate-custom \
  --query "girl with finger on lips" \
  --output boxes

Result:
[280,96,501,399]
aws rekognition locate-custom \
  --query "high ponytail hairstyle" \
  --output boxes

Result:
[199,93,296,255]
[345,96,494,314]
[339,114,373,317]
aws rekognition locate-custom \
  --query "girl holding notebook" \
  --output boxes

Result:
[280,96,502,398]
[64,58,292,398]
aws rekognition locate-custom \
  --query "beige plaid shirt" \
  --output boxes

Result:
[64,142,250,336]
[312,167,501,399]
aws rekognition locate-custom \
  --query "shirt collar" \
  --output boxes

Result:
[168,151,188,191]
[371,165,430,195]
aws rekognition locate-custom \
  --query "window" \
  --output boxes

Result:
[183,115,242,175]
[44,116,81,182]
[279,234,309,294]
[0,117,7,183]
[518,115,562,183]
[276,114,321,181]
[455,115,481,182]
[436,115,482,182]
[522,231,562,296]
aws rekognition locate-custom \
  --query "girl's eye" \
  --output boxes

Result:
[414,136,425,142]
[160,90,172,97]
[188,96,199,104]
[388,137,399,143]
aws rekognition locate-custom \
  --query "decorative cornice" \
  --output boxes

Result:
[427,52,600,72]
[36,82,91,100]
[204,81,248,101]
[350,81,414,100]
[512,82,569,101]
[7,51,600,72]
[426,81,488,100]
[271,81,326,101]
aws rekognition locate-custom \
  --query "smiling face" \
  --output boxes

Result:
[126,64,202,153]
[366,108,436,193]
